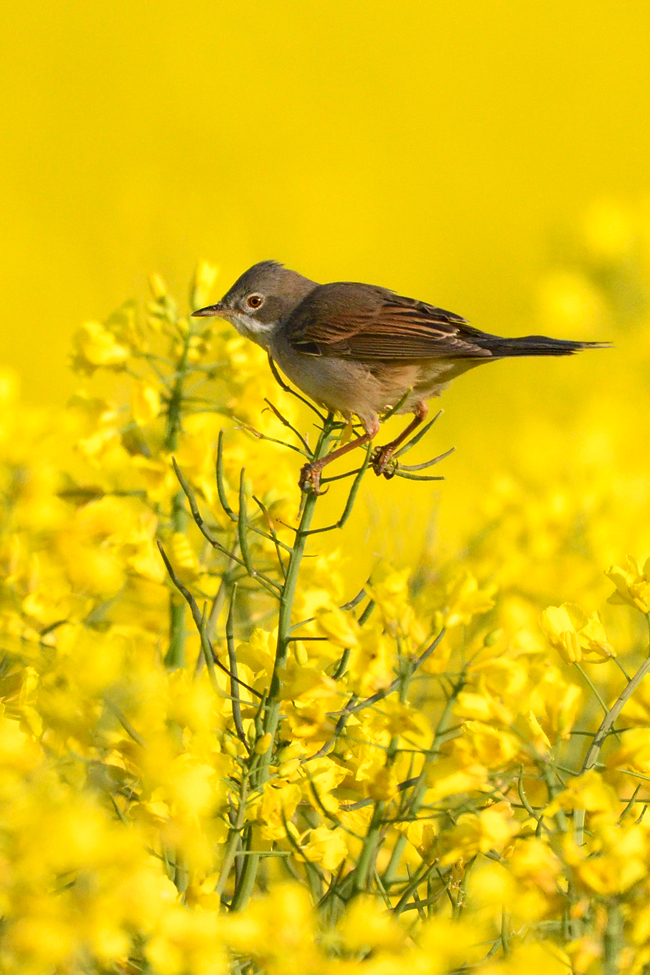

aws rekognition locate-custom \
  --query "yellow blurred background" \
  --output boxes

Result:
[2,0,650,569]
[3,0,649,389]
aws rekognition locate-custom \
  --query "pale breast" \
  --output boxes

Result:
[270,330,484,424]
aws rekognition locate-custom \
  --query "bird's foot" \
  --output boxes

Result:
[371,446,398,479]
[299,461,325,495]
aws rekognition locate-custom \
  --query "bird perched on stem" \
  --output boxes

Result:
[193,261,610,493]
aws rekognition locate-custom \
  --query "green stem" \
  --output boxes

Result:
[382,674,461,889]
[215,777,249,900]
[261,417,338,758]
[230,415,339,910]
[164,321,193,669]
[575,613,650,844]
[603,901,623,975]
[350,801,385,897]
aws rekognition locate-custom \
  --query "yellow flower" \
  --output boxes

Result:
[438,569,497,628]
[236,628,276,675]
[455,720,521,767]
[254,733,272,755]
[481,941,571,975]
[540,603,614,663]
[546,769,619,816]
[516,710,552,757]
[606,556,650,613]
[347,629,395,696]
[131,382,160,425]
[314,606,360,648]
[145,905,225,975]
[337,896,405,952]
[168,531,201,582]
[606,727,650,778]
[528,667,582,740]
[71,321,130,372]
[439,802,519,866]
[426,757,489,802]
[508,836,562,893]
[301,825,347,871]
[219,884,316,962]
[367,764,399,801]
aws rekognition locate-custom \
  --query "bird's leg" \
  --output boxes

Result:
[372,401,429,478]
[300,419,380,495]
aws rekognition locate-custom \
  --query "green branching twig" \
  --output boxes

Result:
[215,782,249,900]
[198,602,219,692]
[206,359,456,912]
[330,629,446,717]
[171,457,282,598]
[253,495,288,578]
[575,613,650,844]
[394,410,443,459]
[104,698,147,748]
[216,430,237,522]
[573,661,613,719]
[350,801,385,898]
[263,398,311,454]
[382,667,465,889]
[237,418,310,457]
[238,470,256,579]
[303,445,372,534]
[397,447,456,472]
[226,585,249,751]
[230,414,340,910]
[164,315,193,669]
[156,541,262,699]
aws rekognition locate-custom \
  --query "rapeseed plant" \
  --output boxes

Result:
[1,206,650,973]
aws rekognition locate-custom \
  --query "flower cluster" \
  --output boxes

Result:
[1,202,650,974]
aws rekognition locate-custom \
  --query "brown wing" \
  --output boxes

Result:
[284,282,494,360]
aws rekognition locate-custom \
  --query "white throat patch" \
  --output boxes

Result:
[223,311,275,348]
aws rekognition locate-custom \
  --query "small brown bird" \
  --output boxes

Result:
[193,261,609,492]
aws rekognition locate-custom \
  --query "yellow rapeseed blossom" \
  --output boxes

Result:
[540,603,614,662]
[71,321,131,372]
[606,556,650,613]
[132,382,161,425]
[2,234,650,973]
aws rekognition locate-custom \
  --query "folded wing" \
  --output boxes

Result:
[285,283,494,360]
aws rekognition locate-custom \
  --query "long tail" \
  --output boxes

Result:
[479,335,612,358]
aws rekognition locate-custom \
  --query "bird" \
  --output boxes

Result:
[193,261,609,493]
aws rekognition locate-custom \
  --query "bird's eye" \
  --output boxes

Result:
[247,293,264,309]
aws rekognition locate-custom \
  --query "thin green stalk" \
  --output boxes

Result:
[573,661,613,718]
[393,860,441,914]
[603,901,623,975]
[157,541,261,699]
[350,801,385,897]
[261,416,339,756]
[575,613,650,844]
[382,672,461,889]
[226,585,248,749]
[215,779,249,900]
[164,319,193,669]
[230,415,340,910]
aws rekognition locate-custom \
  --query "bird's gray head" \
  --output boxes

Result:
[192,261,317,348]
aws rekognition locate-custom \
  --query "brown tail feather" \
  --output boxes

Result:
[480,335,612,358]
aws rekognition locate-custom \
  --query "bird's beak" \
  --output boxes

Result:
[192,302,230,318]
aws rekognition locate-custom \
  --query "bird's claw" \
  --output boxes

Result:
[371,446,398,479]
[299,462,325,495]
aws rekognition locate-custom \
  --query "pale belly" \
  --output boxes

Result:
[269,332,481,426]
